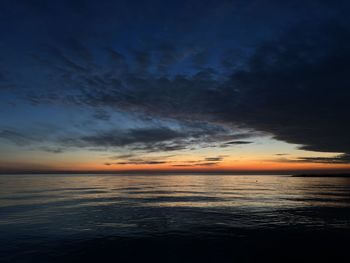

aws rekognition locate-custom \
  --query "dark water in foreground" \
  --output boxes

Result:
[1,174,350,262]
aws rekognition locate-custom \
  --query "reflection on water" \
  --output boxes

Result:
[1,174,350,233]
[1,174,350,262]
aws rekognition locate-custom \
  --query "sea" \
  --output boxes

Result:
[0,174,349,262]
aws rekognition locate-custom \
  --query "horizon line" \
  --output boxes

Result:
[1,168,350,175]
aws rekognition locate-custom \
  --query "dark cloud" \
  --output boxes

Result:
[106,154,225,167]
[279,154,350,164]
[64,127,184,148]
[0,128,64,151]
[109,154,136,160]
[133,51,151,73]
[219,22,350,158]
[132,142,188,153]
[92,109,111,121]
[39,147,64,154]
[172,162,219,167]
[171,156,225,167]
[59,123,249,153]
[224,141,253,145]
[156,43,179,73]
[204,157,224,162]
[0,129,34,146]
[192,50,208,69]
[105,154,175,166]
[105,160,167,166]
[106,48,125,63]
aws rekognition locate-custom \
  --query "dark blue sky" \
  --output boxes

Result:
[1,0,350,172]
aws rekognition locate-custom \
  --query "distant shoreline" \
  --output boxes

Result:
[292,173,350,177]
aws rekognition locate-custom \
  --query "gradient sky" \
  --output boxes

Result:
[1,0,350,173]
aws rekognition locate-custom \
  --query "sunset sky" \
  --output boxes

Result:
[1,0,350,173]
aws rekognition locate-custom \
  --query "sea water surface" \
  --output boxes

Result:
[1,174,350,262]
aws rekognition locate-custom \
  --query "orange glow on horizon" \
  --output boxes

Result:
[2,152,350,174]
[36,160,350,173]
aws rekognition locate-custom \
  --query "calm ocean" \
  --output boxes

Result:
[1,174,350,262]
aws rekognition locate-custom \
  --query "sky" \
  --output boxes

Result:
[0,0,350,173]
